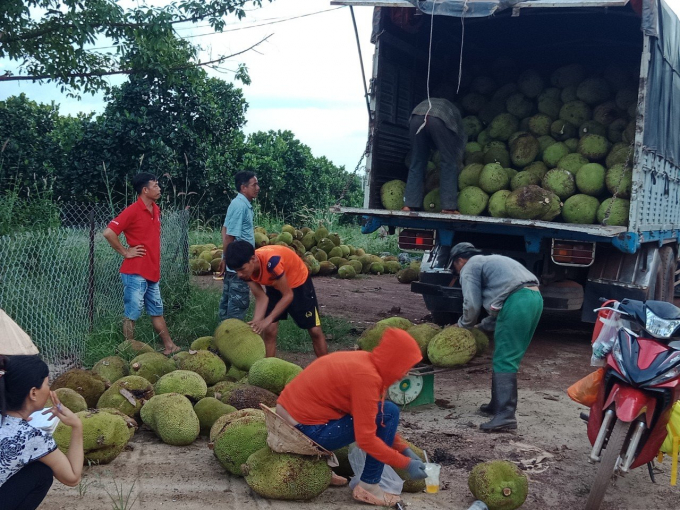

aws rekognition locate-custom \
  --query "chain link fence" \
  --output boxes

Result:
[0,203,189,376]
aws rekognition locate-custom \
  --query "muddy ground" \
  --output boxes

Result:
[42,275,676,510]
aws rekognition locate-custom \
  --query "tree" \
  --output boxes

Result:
[0,0,271,94]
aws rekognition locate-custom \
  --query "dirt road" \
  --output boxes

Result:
[42,275,676,510]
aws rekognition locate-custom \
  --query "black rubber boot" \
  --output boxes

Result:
[479,373,497,415]
[480,372,517,432]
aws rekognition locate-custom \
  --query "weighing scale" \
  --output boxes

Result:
[388,364,436,408]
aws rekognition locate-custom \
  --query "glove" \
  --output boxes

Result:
[403,448,421,461]
[405,459,427,480]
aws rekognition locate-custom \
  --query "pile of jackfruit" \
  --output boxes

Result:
[382,62,637,226]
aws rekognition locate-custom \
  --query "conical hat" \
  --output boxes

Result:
[0,309,39,355]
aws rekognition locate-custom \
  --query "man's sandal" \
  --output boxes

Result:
[351,485,401,507]
[330,472,348,486]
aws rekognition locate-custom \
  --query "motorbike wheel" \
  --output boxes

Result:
[585,419,631,510]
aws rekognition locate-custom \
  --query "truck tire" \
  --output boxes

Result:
[653,246,675,302]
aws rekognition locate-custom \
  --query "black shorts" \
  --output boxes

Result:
[265,275,321,330]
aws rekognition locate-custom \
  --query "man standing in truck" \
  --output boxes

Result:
[402,92,467,214]
[449,242,543,432]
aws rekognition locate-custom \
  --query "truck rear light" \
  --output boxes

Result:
[399,229,435,251]
[551,239,596,267]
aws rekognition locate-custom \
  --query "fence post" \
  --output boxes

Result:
[88,208,95,333]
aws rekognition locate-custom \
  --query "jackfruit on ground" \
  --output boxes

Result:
[577,77,611,105]
[92,356,129,385]
[468,460,529,510]
[622,120,636,143]
[423,188,441,213]
[559,101,592,127]
[227,384,278,410]
[328,246,343,259]
[382,261,400,275]
[557,153,588,175]
[314,227,329,243]
[483,147,510,168]
[462,92,487,114]
[459,186,489,216]
[348,260,363,275]
[248,358,302,394]
[407,323,440,360]
[510,135,539,167]
[527,114,552,137]
[301,232,316,251]
[210,408,265,442]
[194,397,236,435]
[459,163,484,189]
[605,164,633,198]
[576,163,606,196]
[97,375,154,417]
[189,244,204,257]
[550,119,576,141]
[492,82,519,102]
[190,258,211,275]
[397,268,419,284]
[176,350,227,385]
[464,116,484,139]
[510,171,540,191]
[393,441,427,492]
[51,369,107,408]
[540,191,563,221]
[551,64,586,88]
[291,240,306,256]
[190,336,214,351]
[339,245,350,257]
[212,415,268,476]
[358,318,413,351]
[505,93,534,119]
[314,249,328,263]
[53,410,130,465]
[369,262,385,274]
[505,185,554,220]
[329,233,341,246]
[199,250,214,263]
[481,102,509,127]
[597,198,630,226]
[542,169,576,200]
[116,339,154,361]
[524,161,548,179]
[471,327,490,356]
[154,370,207,402]
[606,143,633,169]
[578,134,610,161]
[478,164,509,194]
[562,194,600,224]
[317,238,335,254]
[281,225,296,236]
[140,393,200,446]
[254,232,269,248]
[277,232,294,245]
[46,388,87,413]
[207,380,242,401]
[129,352,176,384]
[537,88,563,119]
[466,142,483,156]
[488,190,512,218]
[542,142,570,168]
[98,408,138,440]
[488,113,519,142]
[213,318,266,370]
[428,327,476,367]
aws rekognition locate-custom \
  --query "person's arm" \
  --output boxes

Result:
[249,274,293,335]
[457,265,483,329]
[248,281,269,324]
[102,228,145,259]
[217,229,235,276]
[39,391,83,486]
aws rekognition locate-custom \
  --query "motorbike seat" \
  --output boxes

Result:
[646,300,680,320]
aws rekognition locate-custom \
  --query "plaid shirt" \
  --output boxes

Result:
[411,98,465,136]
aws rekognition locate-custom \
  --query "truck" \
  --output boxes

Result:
[331,0,680,324]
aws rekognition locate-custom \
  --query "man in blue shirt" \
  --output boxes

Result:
[217,171,260,321]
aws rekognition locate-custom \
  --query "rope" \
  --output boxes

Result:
[457,0,469,94]
[415,3,437,136]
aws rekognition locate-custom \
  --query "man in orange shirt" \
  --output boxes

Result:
[277,328,427,506]
[225,241,328,357]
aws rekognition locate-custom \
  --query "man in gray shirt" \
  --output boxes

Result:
[217,171,260,321]
[450,242,543,432]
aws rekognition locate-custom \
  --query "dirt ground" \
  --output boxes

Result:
[42,275,677,510]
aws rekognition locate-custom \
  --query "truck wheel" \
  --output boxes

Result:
[653,246,675,302]
[431,312,459,326]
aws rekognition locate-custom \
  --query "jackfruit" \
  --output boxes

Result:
[527,114,552,137]
[329,233,341,246]
[505,185,552,220]
[622,120,636,143]
[140,393,200,446]
[51,369,107,408]
[488,113,519,141]
[154,370,207,402]
[486,190,511,218]
[301,232,316,251]
[176,350,227,385]
[98,408,138,440]
[492,82,519,102]
[277,232,293,245]
[540,191,563,221]
[314,227,329,243]
[505,168,518,182]
[254,232,269,248]
[542,169,576,200]
[542,142,570,168]
[577,77,611,105]
[483,147,511,168]
[348,260,363,274]
[616,88,638,110]
[213,318,266,371]
[281,225,295,236]
[207,380,242,401]
[471,327,490,356]
[369,262,385,274]
[593,101,623,126]
[559,101,592,127]
[397,268,419,284]
[524,161,548,179]
[227,384,278,410]
[314,250,328,262]
[510,171,540,191]
[551,64,586,88]
[597,198,630,226]
[248,358,302,395]
[605,143,632,169]
[578,134,610,161]
[579,120,607,139]
[556,153,588,175]
[92,356,129,385]
[462,92,487,114]
[605,164,633,198]
[550,119,576,141]
[427,327,476,367]
[190,258,211,275]
[96,375,154,417]
[564,138,579,152]
[358,319,413,351]
[129,352,176,384]
[407,323,440,360]
[468,460,529,510]
[194,397,236,435]
[190,336,213,351]
[45,388,87,413]
[212,415,268,476]
[199,250,214,263]
[562,194,600,224]
[459,163,484,189]
[506,93,534,119]
[464,116,484,139]
[517,69,544,98]
[116,339,154,361]
[394,441,427,493]
[384,261,401,274]
[509,135,539,167]
[576,163,606,195]
[477,129,491,146]
[478,164,510,194]
[210,408,265,442]
[607,118,628,143]
[327,247,343,260]
[53,410,130,465]
[459,186,489,216]
[537,88,563,119]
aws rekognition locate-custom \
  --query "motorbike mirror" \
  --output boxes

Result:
[669,340,680,351]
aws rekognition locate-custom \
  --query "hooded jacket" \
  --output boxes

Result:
[277,328,423,469]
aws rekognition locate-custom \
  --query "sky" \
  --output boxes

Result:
[0,1,376,173]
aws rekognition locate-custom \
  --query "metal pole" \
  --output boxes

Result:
[350,6,371,119]
[88,208,95,333]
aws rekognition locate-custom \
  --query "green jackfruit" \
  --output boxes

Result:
[564,138,579,152]
[336,264,355,279]
[488,113,519,141]
[199,250,214,263]
[423,188,441,213]
[314,227,329,243]
[115,339,154,361]
[227,384,278,410]
[194,397,236,435]
[551,64,586,88]
[506,93,534,119]
[53,410,130,465]
[176,350,227,385]
[98,408,138,440]
[597,198,630,226]
[579,120,607,139]
[537,88,563,119]
[464,116,484,139]
[509,135,539,167]
[488,190,512,218]
[277,232,293,245]
[333,446,354,478]
[528,114,552,137]
[540,191,563,221]
[51,369,107,408]
[213,318,265,371]
[468,460,529,510]
[577,77,611,105]
[524,161,548,179]
[394,441,427,493]
[578,134,610,161]
[212,415,268,476]
[557,153,588,175]
[91,356,129,385]
[190,258,211,275]
[576,163,606,195]
[368,262,383,275]
[348,260,363,274]
[517,69,544,98]
[248,358,302,395]
[207,380,242,400]
[466,142,484,155]
[129,352,176,384]
[254,232,269,248]
[505,185,552,220]
[606,143,632,169]
[478,164,509,194]
[459,163,485,189]
[550,119,576,141]
[616,88,638,110]
[471,327,490,356]
[559,101,592,127]
[427,327,476,367]
[191,336,214,351]
[607,118,628,143]
[96,375,154,417]
[483,146,511,168]
[140,393,200,446]
[542,169,576,200]
[542,142,570,168]
[459,186,489,216]
[606,164,633,198]
[593,101,623,126]
[314,249,328,262]
[358,318,413,352]
[510,171,540,191]
[384,261,401,274]
[407,323,440,360]
[397,268,419,284]
[154,370,207,402]
[210,408,265,442]
[45,388,87,413]
[562,194,600,224]
[281,225,295,235]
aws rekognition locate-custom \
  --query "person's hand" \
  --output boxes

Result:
[42,391,82,429]
[248,317,272,335]
[403,448,422,461]
[217,259,226,276]
[125,245,146,258]
[405,459,427,480]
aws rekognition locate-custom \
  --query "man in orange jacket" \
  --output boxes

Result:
[277,328,427,506]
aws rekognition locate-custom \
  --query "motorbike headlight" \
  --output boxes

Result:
[645,365,680,387]
[645,308,680,339]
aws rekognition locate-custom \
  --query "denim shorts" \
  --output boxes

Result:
[121,273,164,320]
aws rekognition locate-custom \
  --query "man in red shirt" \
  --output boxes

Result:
[225,241,328,357]
[102,173,180,355]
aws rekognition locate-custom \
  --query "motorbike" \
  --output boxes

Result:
[585,298,680,510]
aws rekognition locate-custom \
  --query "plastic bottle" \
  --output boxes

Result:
[468,501,489,510]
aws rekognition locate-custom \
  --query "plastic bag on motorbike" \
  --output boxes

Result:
[347,443,404,495]
[591,302,623,367]
[567,368,605,407]
[660,401,680,454]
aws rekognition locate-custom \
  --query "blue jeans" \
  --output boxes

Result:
[121,274,164,320]
[296,401,400,484]
[218,271,250,321]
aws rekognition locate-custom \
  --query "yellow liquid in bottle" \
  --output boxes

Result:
[425,484,439,494]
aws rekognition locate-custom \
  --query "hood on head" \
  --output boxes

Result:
[370,328,423,388]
